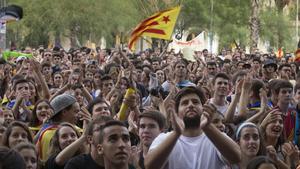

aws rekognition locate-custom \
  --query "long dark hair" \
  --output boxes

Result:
[2,121,33,148]
[29,99,53,127]
[48,122,82,157]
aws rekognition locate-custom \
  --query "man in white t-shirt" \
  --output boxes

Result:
[145,86,241,169]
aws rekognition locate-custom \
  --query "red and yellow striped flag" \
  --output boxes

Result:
[128,6,181,51]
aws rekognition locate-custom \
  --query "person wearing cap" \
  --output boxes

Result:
[35,93,80,162]
[262,59,277,82]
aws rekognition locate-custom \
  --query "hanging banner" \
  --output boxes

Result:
[169,32,204,53]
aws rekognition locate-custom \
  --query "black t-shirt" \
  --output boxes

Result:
[64,154,105,169]
[45,154,65,169]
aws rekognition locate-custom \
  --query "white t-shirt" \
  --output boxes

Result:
[209,99,229,115]
[149,132,228,169]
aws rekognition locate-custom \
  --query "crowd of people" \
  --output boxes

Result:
[0,45,299,169]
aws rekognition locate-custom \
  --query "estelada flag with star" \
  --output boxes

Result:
[128,6,181,51]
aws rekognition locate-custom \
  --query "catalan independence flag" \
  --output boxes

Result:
[128,6,181,51]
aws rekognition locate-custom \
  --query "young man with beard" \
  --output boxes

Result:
[145,86,241,169]
[138,110,166,169]
[97,120,131,169]
[209,73,230,114]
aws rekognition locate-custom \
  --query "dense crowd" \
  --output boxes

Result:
[0,45,299,169]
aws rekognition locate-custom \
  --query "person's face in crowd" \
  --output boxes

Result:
[294,89,300,104]
[213,77,229,96]
[87,64,97,73]
[42,66,52,76]
[22,63,30,76]
[71,73,80,84]
[109,67,119,81]
[257,163,277,169]
[226,50,232,56]
[174,62,187,78]
[94,73,102,87]
[203,50,209,57]
[53,73,63,87]
[135,69,142,82]
[83,82,93,93]
[189,73,196,82]
[53,56,62,65]
[120,79,129,92]
[98,125,131,167]
[140,52,147,60]
[19,148,38,169]
[58,126,78,150]
[85,71,94,80]
[102,79,114,94]
[36,101,53,123]
[43,52,52,60]
[155,70,165,84]
[73,88,84,106]
[251,61,260,70]
[8,126,29,148]
[152,61,160,71]
[237,62,244,70]
[139,117,161,147]
[265,65,275,73]
[92,102,111,119]
[166,56,173,64]
[265,112,283,138]
[28,82,36,100]
[211,113,225,132]
[280,58,286,64]
[277,87,292,105]
[280,66,292,78]
[178,93,203,128]
[0,125,6,142]
[291,63,297,72]
[72,58,81,67]
[74,53,83,61]
[15,82,30,99]
[64,102,80,124]
[109,91,120,105]
[207,64,217,75]
[3,109,14,126]
[238,127,260,157]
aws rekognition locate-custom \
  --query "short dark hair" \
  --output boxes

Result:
[278,63,291,71]
[212,72,230,85]
[138,110,166,130]
[0,146,26,169]
[100,74,113,82]
[98,120,127,143]
[206,61,217,67]
[13,78,29,91]
[87,96,111,115]
[175,86,206,113]
[246,156,277,169]
[251,79,265,99]
[272,79,293,95]
[232,71,247,85]
[295,83,300,93]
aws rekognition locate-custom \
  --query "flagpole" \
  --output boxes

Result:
[297,0,299,44]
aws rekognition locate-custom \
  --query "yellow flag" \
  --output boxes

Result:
[128,6,181,50]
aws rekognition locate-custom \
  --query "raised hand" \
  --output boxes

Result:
[266,145,278,162]
[167,100,184,135]
[200,103,217,129]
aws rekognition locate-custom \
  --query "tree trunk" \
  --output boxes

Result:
[249,0,260,53]
[70,28,77,49]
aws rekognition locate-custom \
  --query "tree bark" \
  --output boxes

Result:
[249,0,260,53]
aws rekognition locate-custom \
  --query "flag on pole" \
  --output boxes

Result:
[128,6,181,51]
[277,47,284,58]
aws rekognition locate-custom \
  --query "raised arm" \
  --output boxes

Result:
[30,59,50,99]
[224,79,242,123]
[201,104,241,164]
[145,101,183,169]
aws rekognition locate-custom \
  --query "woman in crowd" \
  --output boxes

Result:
[2,121,33,148]
[14,142,39,169]
[45,122,84,169]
